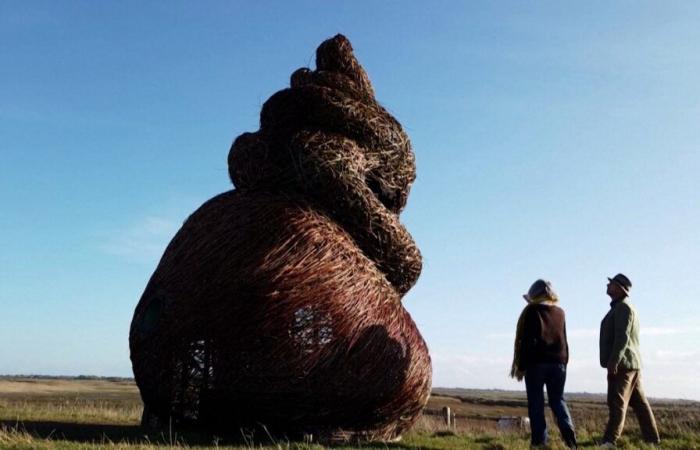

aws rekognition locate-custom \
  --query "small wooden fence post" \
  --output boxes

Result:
[441,406,451,428]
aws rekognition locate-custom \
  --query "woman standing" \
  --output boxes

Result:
[511,279,577,448]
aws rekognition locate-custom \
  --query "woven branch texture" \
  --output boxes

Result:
[129,34,431,442]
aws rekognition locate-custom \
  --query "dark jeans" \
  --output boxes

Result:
[525,363,577,448]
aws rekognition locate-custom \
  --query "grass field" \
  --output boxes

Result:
[1,378,698,449]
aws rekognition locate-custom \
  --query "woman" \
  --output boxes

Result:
[511,279,577,448]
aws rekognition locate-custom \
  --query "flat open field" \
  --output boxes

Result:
[1,377,698,449]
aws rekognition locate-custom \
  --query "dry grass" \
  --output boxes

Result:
[0,379,136,396]
[0,378,142,425]
[1,378,699,449]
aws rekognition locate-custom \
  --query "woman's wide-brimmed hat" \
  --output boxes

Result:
[523,279,558,302]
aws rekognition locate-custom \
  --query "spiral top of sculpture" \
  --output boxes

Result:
[129,34,432,442]
[229,34,421,296]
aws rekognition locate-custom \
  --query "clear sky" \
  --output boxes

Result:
[1,2,699,400]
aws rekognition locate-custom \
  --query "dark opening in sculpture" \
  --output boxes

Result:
[129,34,431,442]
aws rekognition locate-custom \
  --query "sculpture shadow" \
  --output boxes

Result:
[1,420,435,449]
[2,421,145,444]
[1,420,230,446]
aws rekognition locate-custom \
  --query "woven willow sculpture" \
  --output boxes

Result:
[129,34,431,441]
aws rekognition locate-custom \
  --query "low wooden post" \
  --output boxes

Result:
[451,411,457,430]
[442,406,451,427]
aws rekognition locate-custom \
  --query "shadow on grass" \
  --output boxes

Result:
[0,420,437,449]
[2,420,230,446]
[4,420,137,442]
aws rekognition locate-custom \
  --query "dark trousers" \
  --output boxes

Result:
[603,369,660,444]
[525,363,577,448]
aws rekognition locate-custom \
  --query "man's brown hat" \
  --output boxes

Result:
[608,273,632,295]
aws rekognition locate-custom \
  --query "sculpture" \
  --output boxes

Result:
[129,34,431,442]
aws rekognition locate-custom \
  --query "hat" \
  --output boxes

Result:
[608,273,632,295]
[523,279,558,302]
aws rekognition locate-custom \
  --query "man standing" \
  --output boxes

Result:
[599,273,660,447]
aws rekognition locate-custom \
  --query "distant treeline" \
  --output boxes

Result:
[432,387,699,406]
[0,374,134,382]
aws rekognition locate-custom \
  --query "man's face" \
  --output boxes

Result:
[607,280,624,298]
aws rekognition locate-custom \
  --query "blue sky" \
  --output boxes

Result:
[1,2,699,400]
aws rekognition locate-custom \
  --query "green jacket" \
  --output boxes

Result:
[599,297,642,370]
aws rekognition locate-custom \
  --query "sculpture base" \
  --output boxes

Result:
[129,190,431,440]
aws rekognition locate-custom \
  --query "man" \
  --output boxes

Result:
[598,273,660,447]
